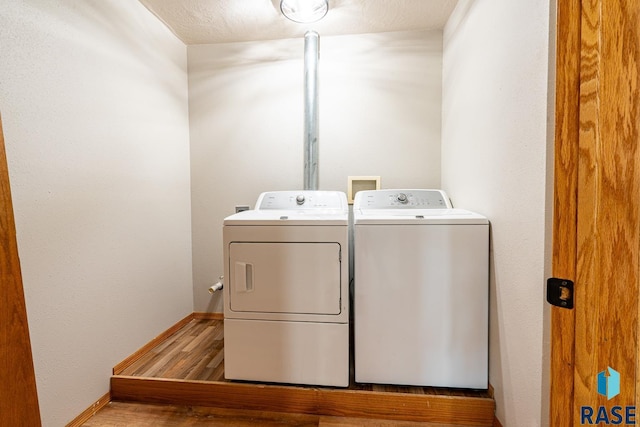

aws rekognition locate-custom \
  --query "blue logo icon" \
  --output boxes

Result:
[597,367,620,400]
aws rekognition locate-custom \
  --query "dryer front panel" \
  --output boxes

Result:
[228,242,341,315]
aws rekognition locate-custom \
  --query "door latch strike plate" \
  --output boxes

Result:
[546,277,574,309]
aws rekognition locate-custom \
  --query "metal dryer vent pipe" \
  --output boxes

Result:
[304,30,319,191]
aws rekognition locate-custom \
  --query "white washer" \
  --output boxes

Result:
[223,191,349,387]
[354,189,489,389]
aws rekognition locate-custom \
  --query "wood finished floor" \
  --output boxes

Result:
[118,318,490,399]
[120,319,225,381]
[82,401,478,427]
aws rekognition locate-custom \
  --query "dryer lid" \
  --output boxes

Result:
[224,191,348,225]
[224,209,348,226]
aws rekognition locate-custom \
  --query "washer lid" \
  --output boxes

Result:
[354,208,488,225]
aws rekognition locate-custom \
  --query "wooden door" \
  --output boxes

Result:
[550,0,640,424]
[0,115,41,425]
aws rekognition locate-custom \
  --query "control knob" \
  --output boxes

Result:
[397,193,409,204]
[296,194,306,205]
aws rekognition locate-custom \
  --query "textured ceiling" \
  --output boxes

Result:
[139,0,459,45]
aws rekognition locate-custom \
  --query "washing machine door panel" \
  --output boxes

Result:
[354,223,489,388]
[229,242,341,315]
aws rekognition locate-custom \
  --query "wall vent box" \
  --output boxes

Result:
[348,176,380,204]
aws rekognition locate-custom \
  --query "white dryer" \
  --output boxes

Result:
[353,189,489,389]
[223,191,349,387]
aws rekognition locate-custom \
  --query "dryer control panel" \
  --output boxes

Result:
[354,189,452,209]
[256,191,348,211]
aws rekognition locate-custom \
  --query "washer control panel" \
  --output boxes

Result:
[355,189,452,209]
[257,191,347,210]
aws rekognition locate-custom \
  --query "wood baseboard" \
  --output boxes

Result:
[65,392,110,427]
[111,376,495,426]
[193,312,224,320]
[113,313,195,375]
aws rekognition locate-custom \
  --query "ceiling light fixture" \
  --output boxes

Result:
[280,0,328,23]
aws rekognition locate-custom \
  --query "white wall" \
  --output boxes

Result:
[0,1,193,425]
[189,30,443,312]
[0,1,555,423]
[442,1,552,426]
